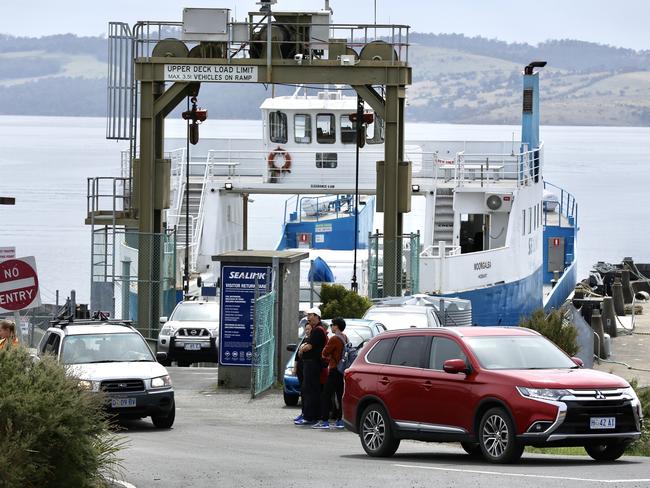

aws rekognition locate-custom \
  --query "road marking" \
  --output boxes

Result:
[394,463,650,483]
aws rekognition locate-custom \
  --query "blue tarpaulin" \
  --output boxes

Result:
[308,257,335,282]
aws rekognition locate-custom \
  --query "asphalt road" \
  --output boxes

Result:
[113,367,650,488]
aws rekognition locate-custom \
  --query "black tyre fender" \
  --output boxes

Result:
[585,441,628,461]
[152,400,176,429]
[359,403,400,457]
[478,406,524,463]
[461,441,482,456]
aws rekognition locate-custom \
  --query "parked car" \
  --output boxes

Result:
[342,327,643,463]
[37,318,175,428]
[363,304,441,330]
[282,319,386,406]
[158,300,219,366]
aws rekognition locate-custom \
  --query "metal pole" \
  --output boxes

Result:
[351,96,363,293]
[184,97,190,297]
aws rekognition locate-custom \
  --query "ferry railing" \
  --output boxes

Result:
[420,242,461,258]
[86,176,132,217]
[168,154,187,230]
[190,161,212,271]
[543,181,578,229]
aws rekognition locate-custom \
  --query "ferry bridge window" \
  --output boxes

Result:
[340,115,356,144]
[294,114,312,144]
[366,114,385,144]
[316,114,336,144]
[316,152,337,168]
[269,111,287,144]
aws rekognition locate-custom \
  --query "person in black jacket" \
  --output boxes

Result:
[294,307,326,425]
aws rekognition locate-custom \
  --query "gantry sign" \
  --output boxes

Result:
[132,9,412,330]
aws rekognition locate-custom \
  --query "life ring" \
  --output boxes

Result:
[267,146,292,173]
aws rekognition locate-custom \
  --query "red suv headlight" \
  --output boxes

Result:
[516,386,570,401]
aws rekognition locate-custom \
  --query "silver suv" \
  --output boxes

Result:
[37,319,175,428]
[158,301,219,366]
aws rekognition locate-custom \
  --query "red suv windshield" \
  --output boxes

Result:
[464,335,576,370]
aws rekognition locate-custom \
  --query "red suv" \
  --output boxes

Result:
[342,327,643,463]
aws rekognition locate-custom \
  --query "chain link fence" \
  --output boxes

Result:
[251,290,276,398]
[0,305,62,348]
[368,232,420,299]
[91,228,177,338]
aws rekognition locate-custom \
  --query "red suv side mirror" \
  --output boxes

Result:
[443,358,468,374]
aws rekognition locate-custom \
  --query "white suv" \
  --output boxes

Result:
[37,319,175,428]
[158,301,219,366]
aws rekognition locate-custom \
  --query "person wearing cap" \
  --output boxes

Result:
[312,317,347,430]
[294,307,326,425]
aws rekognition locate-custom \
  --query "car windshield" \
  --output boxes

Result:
[346,325,372,344]
[61,333,154,364]
[464,335,577,370]
[364,311,428,329]
[170,303,219,321]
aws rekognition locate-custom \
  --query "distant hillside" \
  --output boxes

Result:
[0,33,649,126]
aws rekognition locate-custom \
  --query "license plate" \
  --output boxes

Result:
[184,343,201,351]
[590,417,616,429]
[111,398,136,408]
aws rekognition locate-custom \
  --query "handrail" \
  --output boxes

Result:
[544,180,578,229]
[420,243,461,257]
[190,163,211,271]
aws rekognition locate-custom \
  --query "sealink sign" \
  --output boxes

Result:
[219,265,270,366]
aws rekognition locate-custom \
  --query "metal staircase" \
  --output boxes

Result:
[433,187,454,245]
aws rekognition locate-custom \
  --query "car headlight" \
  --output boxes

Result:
[160,325,175,336]
[151,375,172,389]
[210,328,220,338]
[284,367,294,377]
[517,386,570,401]
[623,386,643,416]
[78,379,100,392]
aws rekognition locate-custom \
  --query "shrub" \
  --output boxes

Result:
[628,380,650,455]
[0,346,123,488]
[319,283,373,319]
[520,309,579,356]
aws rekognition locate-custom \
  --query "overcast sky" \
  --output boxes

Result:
[2,0,649,50]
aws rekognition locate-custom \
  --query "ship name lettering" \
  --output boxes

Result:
[473,261,491,271]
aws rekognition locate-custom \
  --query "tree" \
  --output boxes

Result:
[319,284,373,319]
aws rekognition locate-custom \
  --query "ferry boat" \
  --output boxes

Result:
[161,66,577,326]
[91,8,577,327]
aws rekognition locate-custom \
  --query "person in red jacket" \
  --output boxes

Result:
[312,317,347,430]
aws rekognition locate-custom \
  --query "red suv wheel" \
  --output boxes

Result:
[359,404,400,457]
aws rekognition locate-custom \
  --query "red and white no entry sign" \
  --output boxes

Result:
[0,256,41,313]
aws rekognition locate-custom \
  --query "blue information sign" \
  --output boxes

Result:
[219,265,270,366]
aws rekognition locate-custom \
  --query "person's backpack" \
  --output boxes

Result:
[336,337,358,374]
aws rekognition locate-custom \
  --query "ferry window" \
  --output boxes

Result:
[316,114,336,144]
[340,115,356,144]
[294,114,312,144]
[366,114,385,144]
[269,111,287,144]
[522,210,526,236]
[528,207,532,234]
[316,152,337,168]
